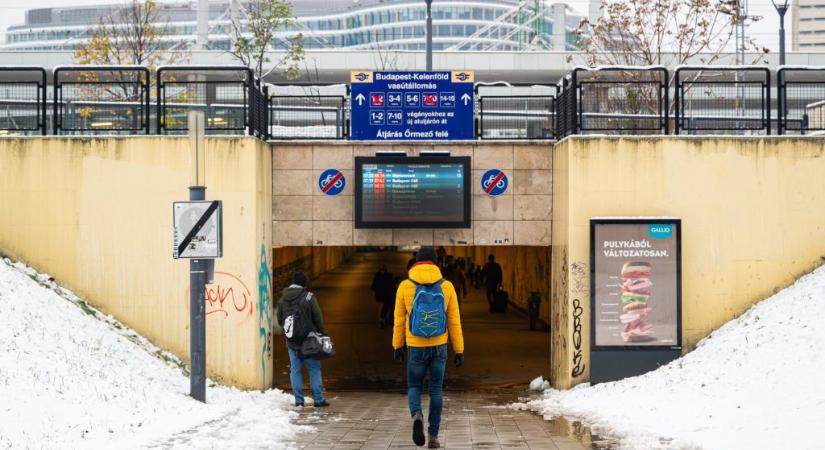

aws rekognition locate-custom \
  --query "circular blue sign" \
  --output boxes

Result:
[481,169,508,196]
[318,169,346,196]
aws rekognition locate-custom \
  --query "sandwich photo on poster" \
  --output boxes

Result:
[590,219,682,349]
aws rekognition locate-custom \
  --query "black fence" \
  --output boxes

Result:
[675,66,771,135]
[54,66,150,134]
[0,67,47,135]
[475,83,556,140]
[6,64,825,139]
[570,67,669,135]
[267,94,347,140]
[777,67,825,135]
[555,77,576,139]
[249,80,268,139]
[157,66,254,135]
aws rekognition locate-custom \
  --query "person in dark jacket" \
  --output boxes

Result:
[482,254,503,311]
[371,263,395,328]
[276,270,329,408]
[442,256,467,306]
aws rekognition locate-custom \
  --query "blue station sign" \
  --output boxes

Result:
[350,71,475,141]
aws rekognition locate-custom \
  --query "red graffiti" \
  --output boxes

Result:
[185,272,254,322]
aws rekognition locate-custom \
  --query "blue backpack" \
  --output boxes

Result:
[409,278,447,338]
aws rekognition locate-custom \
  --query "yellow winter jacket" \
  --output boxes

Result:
[392,262,464,353]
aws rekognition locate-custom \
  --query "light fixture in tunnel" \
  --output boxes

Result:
[374,151,407,157]
[420,150,451,157]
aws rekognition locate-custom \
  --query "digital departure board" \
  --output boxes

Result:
[354,156,471,229]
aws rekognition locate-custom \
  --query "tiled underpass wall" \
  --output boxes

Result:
[271,142,553,246]
[271,246,356,294]
[445,246,552,325]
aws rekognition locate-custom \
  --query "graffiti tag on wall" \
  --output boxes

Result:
[185,272,254,322]
[258,244,273,384]
[571,298,586,378]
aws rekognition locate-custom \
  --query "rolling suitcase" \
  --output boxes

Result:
[491,289,509,313]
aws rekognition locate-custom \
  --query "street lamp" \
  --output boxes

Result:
[425,0,433,71]
[772,0,790,65]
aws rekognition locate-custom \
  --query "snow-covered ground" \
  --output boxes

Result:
[523,264,825,450]
[0,257,309,449]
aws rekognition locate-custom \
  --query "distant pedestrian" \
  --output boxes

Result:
[407,251,418,272]
[436,246,447,267]
[371,263,395,328]
[276,270,330,408]
[442,256,467,305]
[482,254,503,312]
[393,247,464,448]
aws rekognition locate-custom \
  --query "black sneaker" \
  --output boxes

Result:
[427,434,440,448]
[295,401,304,407]
[412,411,425,446]
[314,400,330,407]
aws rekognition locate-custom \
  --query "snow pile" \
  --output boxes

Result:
[0,258,308,449]
[528,376,550,392]
[524,264,825,450]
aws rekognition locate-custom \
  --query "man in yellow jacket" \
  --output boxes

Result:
[393,247,464,449]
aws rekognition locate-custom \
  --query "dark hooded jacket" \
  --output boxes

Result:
[276,285,326,348]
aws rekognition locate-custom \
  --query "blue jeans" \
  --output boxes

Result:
[407,344,448,436]
[287,346,325,404]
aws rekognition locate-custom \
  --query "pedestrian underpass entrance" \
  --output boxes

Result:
[270,246,552,391]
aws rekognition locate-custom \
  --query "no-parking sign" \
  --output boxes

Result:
[319,169,346,195]
[481,169,508,196]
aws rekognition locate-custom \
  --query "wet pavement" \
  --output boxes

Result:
[287,391,607,450]
[276,251,607,449]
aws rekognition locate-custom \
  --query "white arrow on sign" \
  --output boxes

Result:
[461,93,471,106]
[355,93,366,106]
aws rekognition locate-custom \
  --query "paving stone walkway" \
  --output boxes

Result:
[287,391,598,450]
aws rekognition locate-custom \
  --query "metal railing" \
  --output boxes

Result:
[777,67,825,135]
[0,67,47,135]
[267,94,347,140]
[570,66,669,135]
[54,66,150,135]
[675,66,771,135]
[475,82,556,140]
[5,64,825,139]
[157,66,254,135]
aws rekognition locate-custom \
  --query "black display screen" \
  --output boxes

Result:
[354,156,471,229]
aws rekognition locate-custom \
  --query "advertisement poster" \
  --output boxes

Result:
[591,219,681,349]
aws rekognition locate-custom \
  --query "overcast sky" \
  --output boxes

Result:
[0,0,793,52]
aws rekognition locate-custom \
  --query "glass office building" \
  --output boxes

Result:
[2,0,582,51]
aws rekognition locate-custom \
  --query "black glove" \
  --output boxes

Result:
[393,347,405,363]
[454,353,464,368]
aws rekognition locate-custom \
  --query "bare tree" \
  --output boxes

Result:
[568,0,769,126]
[228,0,304,80]
[572,0,768,68]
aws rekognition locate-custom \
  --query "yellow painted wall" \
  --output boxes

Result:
[0,137,273,390]
[551,136,825,389]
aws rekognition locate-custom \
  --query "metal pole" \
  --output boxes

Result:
[778,7,787,66]
[425,0,433,71]
[188,110,206,403]
[189,187,207,403]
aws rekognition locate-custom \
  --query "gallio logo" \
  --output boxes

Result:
[648,224,674,239]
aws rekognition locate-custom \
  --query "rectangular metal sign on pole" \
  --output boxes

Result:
[350,71,475,141]
[172,201,223,259]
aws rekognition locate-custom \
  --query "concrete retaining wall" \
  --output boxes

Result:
[0,137,273,389]
[550,136,825,389]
